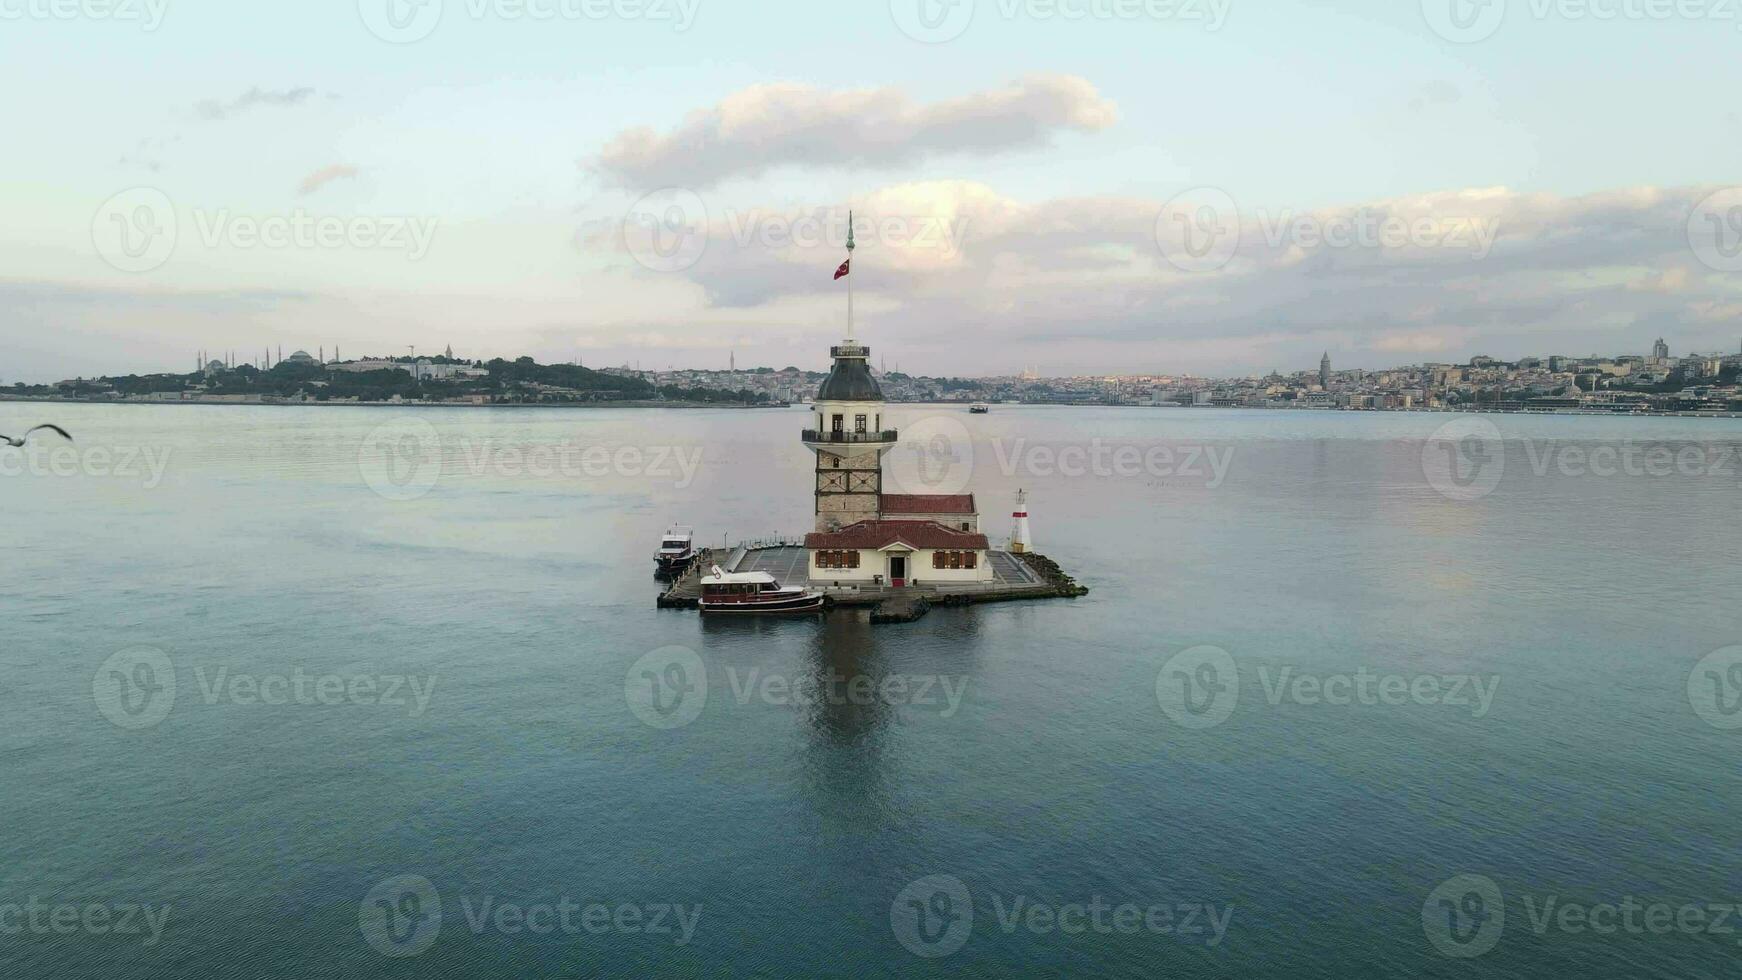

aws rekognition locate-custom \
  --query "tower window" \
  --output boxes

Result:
[855,414,867,433]
[831,414,844,433]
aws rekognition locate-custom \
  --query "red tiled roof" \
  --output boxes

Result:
[806,520,989,551]
[879,493,977,515]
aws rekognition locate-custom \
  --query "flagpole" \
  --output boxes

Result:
[846,209,856,342]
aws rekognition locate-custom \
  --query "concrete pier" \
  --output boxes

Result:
[656,544,1087,616]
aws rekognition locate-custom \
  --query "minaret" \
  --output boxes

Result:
[1010,489,1032,555]
[803,212,896,533]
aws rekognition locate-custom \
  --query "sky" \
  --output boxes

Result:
[3,0,1742,382]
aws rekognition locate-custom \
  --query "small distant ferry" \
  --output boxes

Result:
[654,526,697,575]
[698,566,826,614]
[969,402,991,414]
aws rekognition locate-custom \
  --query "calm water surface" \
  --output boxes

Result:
[3,403,1739,978]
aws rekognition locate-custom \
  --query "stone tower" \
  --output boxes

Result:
[802,340,896,532]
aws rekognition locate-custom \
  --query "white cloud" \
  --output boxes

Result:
[590,74,1117,190]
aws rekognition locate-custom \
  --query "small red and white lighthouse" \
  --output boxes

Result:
[1010,489,1032,554]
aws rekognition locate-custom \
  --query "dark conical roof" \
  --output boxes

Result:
[817,343,882,401]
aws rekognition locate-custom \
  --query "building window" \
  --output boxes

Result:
[931,550,980,569]
[831,414,844,433]
[855,414,867,433]
[816,550,860,569]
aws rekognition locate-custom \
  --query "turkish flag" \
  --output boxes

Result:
[833,258,850,280]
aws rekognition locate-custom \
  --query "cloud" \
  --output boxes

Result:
[297,164,360,196]
[582,180,1739,372]
[195,87,319,121]
[591,74,1118,190]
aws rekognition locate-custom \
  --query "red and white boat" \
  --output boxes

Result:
[698,566,826,614]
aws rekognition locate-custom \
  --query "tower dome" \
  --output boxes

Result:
[816,343,882,401]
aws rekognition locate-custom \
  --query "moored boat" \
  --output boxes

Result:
[655,526,697,575]
[698,566,826,614]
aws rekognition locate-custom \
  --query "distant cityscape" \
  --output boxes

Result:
[8,338,1742,414]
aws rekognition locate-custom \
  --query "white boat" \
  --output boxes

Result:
[654,526,697,575]
[698,566,826,614]
[969,402,991,414]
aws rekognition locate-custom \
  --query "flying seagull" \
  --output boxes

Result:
[0,425,72,448]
